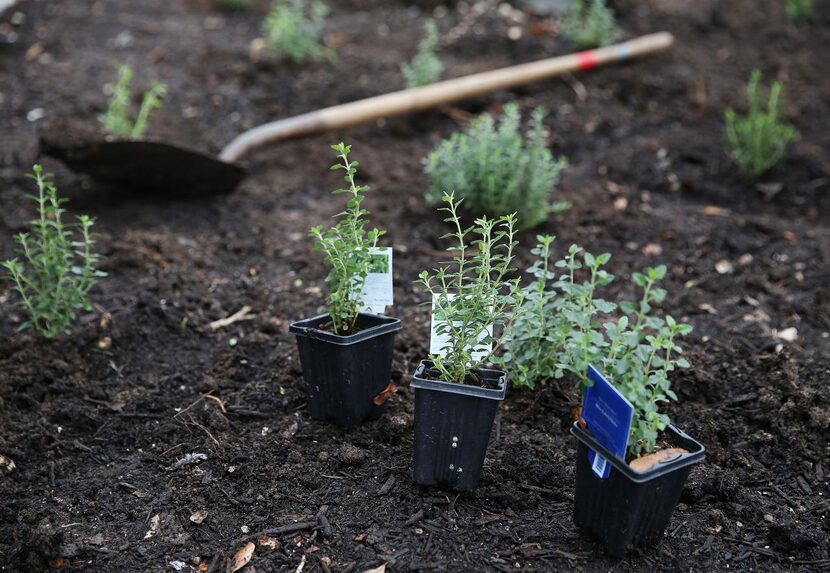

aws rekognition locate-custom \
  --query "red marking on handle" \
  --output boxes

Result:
[577,50,598,70]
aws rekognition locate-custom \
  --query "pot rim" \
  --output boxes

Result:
[289,313,401,345]
[571,421,705,483]
[410,359,507,400]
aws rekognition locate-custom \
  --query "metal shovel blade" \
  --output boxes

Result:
[38,119,245,196]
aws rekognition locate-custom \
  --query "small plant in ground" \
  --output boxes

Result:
[262,0,334,63]
[417,192,523,384]
[102,65,167,138]
[216,0,252,10]
[500,236,692,457]
[786,0,813,21]
[310,143,384,335]
[562,0,621,48]
[424,103,568,230]
[401,19,443,89]
[2,165,106,338]
[725,70,796,177]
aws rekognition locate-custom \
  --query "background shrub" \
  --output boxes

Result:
[562,0,621,48]
[401,19,443,89]
[263,0,334,63]
[725,70,796,177]
[424,103,567,230]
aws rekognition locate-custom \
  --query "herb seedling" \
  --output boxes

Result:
[310,143,384,335]
[102,65,167,138]
[501,236,692,456]
[786,0,813,21]
[2,165,106,338]
[401,19,443,89]
[725,70,796,177]
[562,0,621,48]
[262,0,334,63]
[217,0,252,9]
[417,192,523,384]
[425,103,568,230]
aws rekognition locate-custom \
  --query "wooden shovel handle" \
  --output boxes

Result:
[220,32,674,163]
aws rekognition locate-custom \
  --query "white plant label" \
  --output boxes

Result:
[429,293,492,361]
[360,247,393,314]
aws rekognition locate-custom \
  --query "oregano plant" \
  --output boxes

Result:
[2,165,106,338]
[501,236,692,457]
[417,192,524,384]
[310,143,383,335]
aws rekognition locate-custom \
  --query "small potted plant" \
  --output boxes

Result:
[411,193,523,492]
[289,143,401,429]
[501,237,705,554]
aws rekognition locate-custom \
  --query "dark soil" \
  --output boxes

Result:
[1,0,829,572]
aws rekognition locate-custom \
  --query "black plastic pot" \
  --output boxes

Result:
[571,421,706,556]
[410,360,506,492]
[289,313,401,429]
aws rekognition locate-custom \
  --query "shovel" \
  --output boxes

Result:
[39,32,674,196]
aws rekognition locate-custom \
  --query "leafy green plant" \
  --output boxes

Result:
[786,0,813,21]
[562,0,621,48]
[401,19,443,89]
[417,192,523,384]
[310,143,384,335]
[424,103,568,230]
[725,70,796,177]
[262,0,334,63]
[102,65,167,138]
[500,236,692,457]
[2,165,105,338]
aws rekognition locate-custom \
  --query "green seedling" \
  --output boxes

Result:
[310,143,384,334]
[2,165,106,338]
[417,192,524,384]
[562,0,621,48]
[401,19,443,89]
[425,103,568,230]
[725,69,796,177]
[786,0,813,21]
[217,0,252,10]
[262,0,334,63]
[102,65,167,138]
[500,236,692,457]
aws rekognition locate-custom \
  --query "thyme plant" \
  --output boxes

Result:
[424,103,568,230]
[501,236,692,457]
[562,0,621,48]
[102,65,167,138]
[310,143,383,335]
[401,19,443,89]
[417,192,523,385]
[2,165,105,338]
[725,70,796,177]
[262,0,334,63]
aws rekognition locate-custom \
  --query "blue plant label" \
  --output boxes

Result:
[582,365,634,479]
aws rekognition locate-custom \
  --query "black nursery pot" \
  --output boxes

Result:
[571,422,706,557]
[410,360,506,492]
[289,313,401,429]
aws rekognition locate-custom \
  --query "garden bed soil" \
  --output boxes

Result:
[1,0,829,571]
